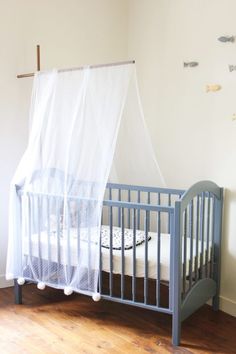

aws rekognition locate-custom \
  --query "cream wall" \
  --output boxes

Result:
[128,0,236,316]
[0,0,128,287]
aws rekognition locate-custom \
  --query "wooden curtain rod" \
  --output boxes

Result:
[59,59,135,73]
[17,45,135,79]
[17,45,40,78]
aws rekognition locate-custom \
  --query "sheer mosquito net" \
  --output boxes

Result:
[6,62,165,297]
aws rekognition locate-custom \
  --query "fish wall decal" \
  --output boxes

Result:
[218,36,235,43]
[229,65,236,72]
[183,61,199,67]
[232,114,236,121]
[206,84,222,92]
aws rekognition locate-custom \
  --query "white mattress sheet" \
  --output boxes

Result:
[23,226,209,282]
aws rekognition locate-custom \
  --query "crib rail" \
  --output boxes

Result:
[106,182,184,197]
[105,183,184,235]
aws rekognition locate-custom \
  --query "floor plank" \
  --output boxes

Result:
[0,285,235,353]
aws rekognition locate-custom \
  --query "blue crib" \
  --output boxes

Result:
[14,177,223,346]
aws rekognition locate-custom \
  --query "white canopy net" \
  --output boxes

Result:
[6,62,164,297]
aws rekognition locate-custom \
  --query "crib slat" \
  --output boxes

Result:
[101,205,104,225]
[168,193,171,233]
[66,200,71,284]
[147,192,151,230]
[121,208,125,299]
[144,210,149,305]
[156,193,161,307]
[189,200,194,289]
[148,192,151,204]
[128,190,131,228]
[118,189,121,227]
[56,198,61,282]
[210,197,215,278]
[37,195,42,279]
[132,208,136,302]
[88,205,93,290]
[46,196,51,281]
[77,201,81,263]
[206,193,211,277]
[195,195,200,282]
[169,210,174,310]
[27,194,38,280]
[28,195,33,278]
[183,208,187,296]
[137,191,141,229]
[200,192,205,278]
[109,206,113,296]
[99,208,103,294]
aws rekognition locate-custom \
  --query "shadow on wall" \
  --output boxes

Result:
[221,188,236,300]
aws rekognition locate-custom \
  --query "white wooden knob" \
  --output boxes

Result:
[37,282,46,290]
[64,287,73,296]
[17,277,25,285]
[92,293,101,302]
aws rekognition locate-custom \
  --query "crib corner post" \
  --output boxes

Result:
[212,188,223,312]
[172,201,182,346]
[14,279,22,305]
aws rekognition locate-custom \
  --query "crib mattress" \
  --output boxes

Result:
[23,226,209,282]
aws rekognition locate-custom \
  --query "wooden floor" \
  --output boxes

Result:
[0,285,236,354]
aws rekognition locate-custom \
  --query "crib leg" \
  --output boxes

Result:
[212,189,223,312]
[14,279,22,305]
[172,310,181,346]
[212,293,220,311]
[212,263,220,311]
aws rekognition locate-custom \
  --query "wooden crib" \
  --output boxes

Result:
[14,177,223,346]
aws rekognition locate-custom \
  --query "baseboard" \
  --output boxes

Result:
[0,274,13,288]
[220,296,236,317]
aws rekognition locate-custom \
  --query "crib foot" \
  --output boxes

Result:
[212,295,220,311]
[172,329,180,346]
[172,312,181,346]
[14,279,22,305]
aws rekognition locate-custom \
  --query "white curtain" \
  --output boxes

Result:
[6,63,165,296]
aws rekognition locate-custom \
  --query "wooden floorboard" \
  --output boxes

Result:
[0,284,235,354]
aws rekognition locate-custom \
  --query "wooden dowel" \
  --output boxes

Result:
[17,73,34,79]
[17,58,135,79]
[37,45,40,71]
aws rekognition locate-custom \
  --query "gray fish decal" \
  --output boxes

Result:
[229,65,236,72]
[183,61,199,68]
[218,36,235,43]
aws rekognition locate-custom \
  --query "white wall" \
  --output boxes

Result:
[128,0,236,316]
[0,0,128,287]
